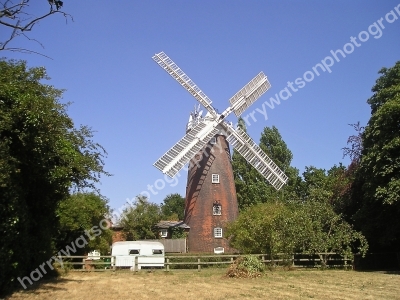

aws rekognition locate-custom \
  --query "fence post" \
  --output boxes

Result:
[82,258,85,270]
[135,256,139,272]
[292,254,295,267]
[197,258,201,272]
[166,258,170,272]
[344,255,347,269]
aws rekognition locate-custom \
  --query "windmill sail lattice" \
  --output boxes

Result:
[152,51,288,190]
[229,72,271,117]
[153,52,217,117]
[225,124,288,190]
[154,120,219,178]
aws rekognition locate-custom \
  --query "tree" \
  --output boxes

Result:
[352,61,400,251]
[0,0,70,54]
[225,200,368,267]
[342,122,365,165]
[119,195,161,240]
[0,59,108,295]
[225,202,305,258]
[160,193,185,221]
[300,164,352,215]
[299,200,368,267]
[232,120,300,210]
[56,193,113,256]
[232,119,267,209]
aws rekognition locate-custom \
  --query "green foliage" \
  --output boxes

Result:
[166,254,231,270]
[225,202,304,256]
[92,258,111,270]
[367,62,400,114]
[232,120,300,210]
[56,193,113,255]
[160,193,185,221]
[170,227,187,239]
[232,119,266,209]
[226,255,264,278]
[300,164,353,215]
[225,200,368,265]
[299,200,368,267]
[0,59,108,295]
[119,195,161,240]
[238,255,265,273]
[352,61,400,251]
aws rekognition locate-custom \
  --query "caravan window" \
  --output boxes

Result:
[152,249,163,255]
[129,249,140,255]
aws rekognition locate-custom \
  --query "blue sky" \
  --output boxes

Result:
[2,1,400,212]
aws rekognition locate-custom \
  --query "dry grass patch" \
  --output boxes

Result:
[8,269,400,300]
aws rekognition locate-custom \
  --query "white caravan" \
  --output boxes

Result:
[111,241,165,269]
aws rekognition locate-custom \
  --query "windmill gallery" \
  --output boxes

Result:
[152,52,288,254]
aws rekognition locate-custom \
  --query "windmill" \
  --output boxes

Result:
[152,52,288,253]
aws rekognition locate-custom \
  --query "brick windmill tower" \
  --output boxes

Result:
[183,105,239,253]
[152,52,288,253]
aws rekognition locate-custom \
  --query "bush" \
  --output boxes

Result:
[225,255,265,278]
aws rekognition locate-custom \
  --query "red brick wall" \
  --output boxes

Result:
[111,228,126,243]
[184,134,239,253]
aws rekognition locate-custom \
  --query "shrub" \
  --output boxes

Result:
[225,255,264,278]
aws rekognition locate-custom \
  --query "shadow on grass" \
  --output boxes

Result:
[384,270,400,275]
[7,276,83,298]
[354,269,400,275]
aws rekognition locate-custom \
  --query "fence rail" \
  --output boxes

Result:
[57,252,353,272]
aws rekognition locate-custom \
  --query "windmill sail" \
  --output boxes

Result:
[152,52,218,118]
[153,51,288,190]
[153,120,219,178]
[225,124,288,190]
[229,72,271,117]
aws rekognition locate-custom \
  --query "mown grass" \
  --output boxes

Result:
[8,268,400,300]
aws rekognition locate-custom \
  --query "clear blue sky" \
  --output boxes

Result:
[3,1,400,212]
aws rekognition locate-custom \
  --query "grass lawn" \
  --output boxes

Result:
[8,268,400,300]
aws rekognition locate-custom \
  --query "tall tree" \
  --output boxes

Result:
[232,118,268,210]
[336,123,366,219]
[119,195,161,240]
[0,59,108,295]
[232,120,300,210]
[352,61,400,251]
[160,193,185,221]
[56,193,113,256]
[300,164,351,215]
[342,122,365,165]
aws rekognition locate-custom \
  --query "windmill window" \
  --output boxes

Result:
[214,247,224,254]
[213,203,222,215]
[214,227,223,238]
[210,137,216,144]
[160,229,168,238]
[212,174,220,183]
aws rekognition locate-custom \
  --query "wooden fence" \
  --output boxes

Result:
[56,253,352,272]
